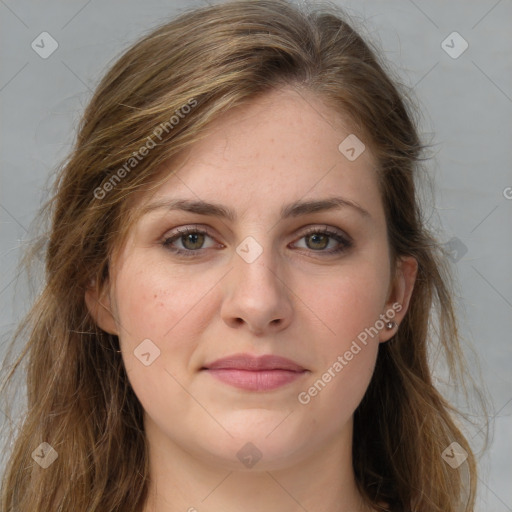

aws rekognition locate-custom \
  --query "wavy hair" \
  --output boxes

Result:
[1,1,486,510]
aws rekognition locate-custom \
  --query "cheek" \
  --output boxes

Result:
[298,347,377,442]
[300,260,390,353]
[114,260,207,339]
[112,261,214,417]
[112,258,222,383]
[296,274,382,432]
[292,254,388,419]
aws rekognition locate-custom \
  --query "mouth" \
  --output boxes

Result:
[201,353,309,391]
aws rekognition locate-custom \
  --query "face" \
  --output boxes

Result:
[87,87,416,472]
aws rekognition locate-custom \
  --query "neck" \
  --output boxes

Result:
[142,415,371,512]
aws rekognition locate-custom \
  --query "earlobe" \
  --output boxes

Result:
[84,278,119,335]
[380,255,418,343]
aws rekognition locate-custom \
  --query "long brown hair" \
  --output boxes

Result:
[1,1,486,510]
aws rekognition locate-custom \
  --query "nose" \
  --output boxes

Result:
[220,244,293,336]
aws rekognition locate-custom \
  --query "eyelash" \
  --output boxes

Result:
[161,225,353,258]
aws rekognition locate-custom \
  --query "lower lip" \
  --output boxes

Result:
[204,369,306,391]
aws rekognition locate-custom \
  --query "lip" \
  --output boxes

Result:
[201,353,308,391]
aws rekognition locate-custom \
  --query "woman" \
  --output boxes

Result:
[0,1,482,510]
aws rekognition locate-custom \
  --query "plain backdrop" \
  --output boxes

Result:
[1,1,511,510]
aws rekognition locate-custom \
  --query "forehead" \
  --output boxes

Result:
[137,87,384,224]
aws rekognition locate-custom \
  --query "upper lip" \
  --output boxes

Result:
[202,353,306,372]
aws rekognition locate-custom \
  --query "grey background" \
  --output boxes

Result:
[0,0,510,510]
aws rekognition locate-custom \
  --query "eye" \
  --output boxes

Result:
[292,226,353,255]
[162,226,219,257]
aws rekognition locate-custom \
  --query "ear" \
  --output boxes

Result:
[84,277,119,335]
[379,255,418,343]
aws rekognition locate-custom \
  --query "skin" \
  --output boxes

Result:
[86,86,417,512]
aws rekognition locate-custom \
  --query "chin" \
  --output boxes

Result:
[190,416,314,471]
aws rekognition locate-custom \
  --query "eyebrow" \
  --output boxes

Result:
[141,196,371,221]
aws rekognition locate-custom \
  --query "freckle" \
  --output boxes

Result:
[153,294,157,299]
